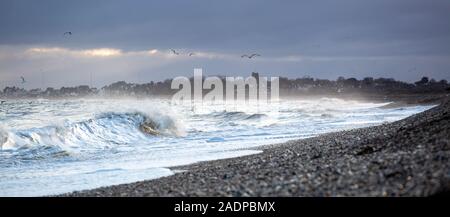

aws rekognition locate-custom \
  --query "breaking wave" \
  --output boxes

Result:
[0,111,184,157]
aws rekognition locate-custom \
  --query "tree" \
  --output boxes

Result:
[362,77,374,86]
[344,78,359,88]
[415,77,429,86]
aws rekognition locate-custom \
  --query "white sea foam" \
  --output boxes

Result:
[0,98,433,196]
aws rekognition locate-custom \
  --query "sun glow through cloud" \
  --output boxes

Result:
[82,48,122,57]
[26,47,124,58]
[24,47,165,58]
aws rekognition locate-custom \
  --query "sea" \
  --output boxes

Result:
[0,98,433,196]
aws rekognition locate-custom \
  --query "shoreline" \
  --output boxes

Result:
[61,97,449,197]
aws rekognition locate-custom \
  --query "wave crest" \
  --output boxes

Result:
[0,111,184,156]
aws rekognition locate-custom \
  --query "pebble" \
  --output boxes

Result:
[61,98,450,197]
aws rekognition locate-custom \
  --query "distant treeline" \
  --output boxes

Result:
[1,74,449,99]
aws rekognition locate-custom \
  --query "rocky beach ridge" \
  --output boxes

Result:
[62,97,450,197]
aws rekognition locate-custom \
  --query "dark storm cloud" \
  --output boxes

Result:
[0,0,449,88]
[1,0,449,55]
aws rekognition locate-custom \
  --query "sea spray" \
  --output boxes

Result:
[0,98,433,196]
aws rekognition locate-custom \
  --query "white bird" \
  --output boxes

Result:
[188,52,195,56]
[170,49,179,55]
[63,31,72,36]
[20,76,26,84]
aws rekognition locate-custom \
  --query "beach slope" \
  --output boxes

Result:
[64,99,450,197]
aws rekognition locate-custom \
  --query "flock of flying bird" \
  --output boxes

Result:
[64,32,262,59]
[170,49,261,59]
[13,31,261,90]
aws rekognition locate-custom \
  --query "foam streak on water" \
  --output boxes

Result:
[0,98,432,196]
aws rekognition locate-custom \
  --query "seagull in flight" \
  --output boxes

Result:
[63,31,72,36]
[20,76,26,84]
[170,49,179,55]
[188,52,195,56]
[241,53,261,59]
[249,53,261,58]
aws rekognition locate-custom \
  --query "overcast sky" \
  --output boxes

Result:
[1,0,449,89]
